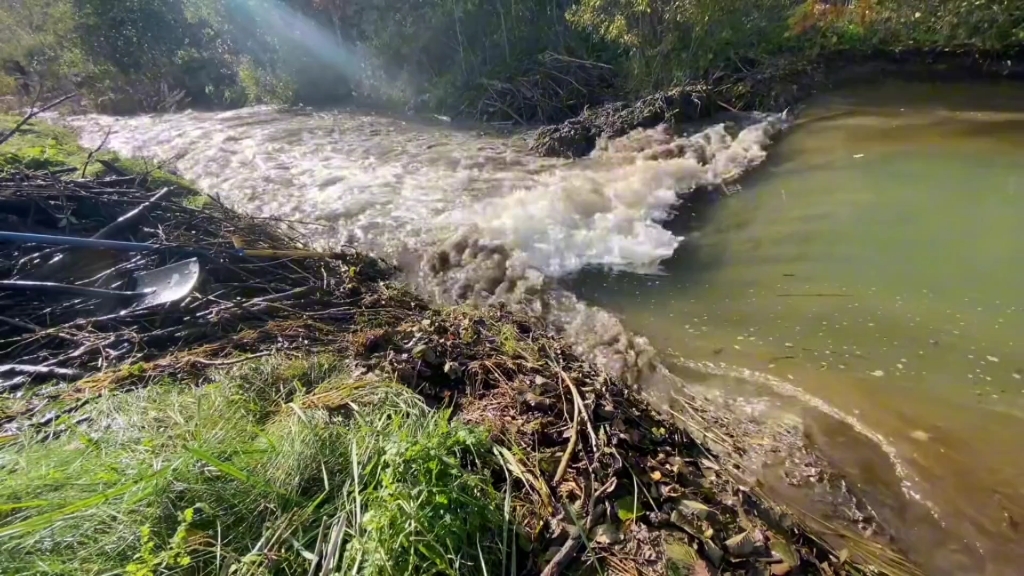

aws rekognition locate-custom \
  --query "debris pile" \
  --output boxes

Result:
[0,166,402,398]
[529,58,819,158]
[469,51,617,125]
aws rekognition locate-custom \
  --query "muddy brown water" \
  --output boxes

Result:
[69,80,1024,574]
[573,81,1024,574]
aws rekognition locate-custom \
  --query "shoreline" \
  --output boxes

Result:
[0,114,920,574]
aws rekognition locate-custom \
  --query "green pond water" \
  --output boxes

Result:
[575,81,1024,574]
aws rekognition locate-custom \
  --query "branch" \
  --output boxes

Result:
[0,92,78,147]
[81,126,112,178]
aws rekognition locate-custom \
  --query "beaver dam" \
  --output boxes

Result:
[0,112,923,575]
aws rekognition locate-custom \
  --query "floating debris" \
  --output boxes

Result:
[910,430,931,442]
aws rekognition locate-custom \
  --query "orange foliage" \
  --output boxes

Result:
[790,0,877,35]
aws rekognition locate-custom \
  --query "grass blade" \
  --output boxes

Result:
[186,445,279,494]
[0,466,170,537]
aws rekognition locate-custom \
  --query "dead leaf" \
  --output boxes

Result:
[664,538,699,571]
[837,548,850,565]
[692,558,714,576]
[678,500,713,519]
[703,539,724,567]
[769,536,799,567]
[724,531,758,557]
[770,563,792,576]
[671,509,702,538]
[590,523,623,545]
[699,457,720,470]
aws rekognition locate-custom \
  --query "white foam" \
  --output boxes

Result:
[67,109,784,280]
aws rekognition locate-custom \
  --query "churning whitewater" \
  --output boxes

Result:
[68,107,784,380]
[69,109,781,291]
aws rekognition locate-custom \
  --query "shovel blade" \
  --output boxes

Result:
[131,258,200,309]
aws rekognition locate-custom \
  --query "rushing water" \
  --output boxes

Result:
[68,80,1024,573]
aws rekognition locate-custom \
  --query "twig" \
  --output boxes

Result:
[553,381,580,485]
[0,92,78,147]
[96,158,129,177]
[540,504,605,576]
[93,187,174,240]
[0,315,40,332]
[558,368,598,452]
[81,126,112,178]
[715,99,740,113]
[190,351,273,366]
[0,364,85,378]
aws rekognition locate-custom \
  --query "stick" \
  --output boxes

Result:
[92,187,174,240]
[0,315,40,332]
[0,92,78,147]
[80,126,112,178]
[539,504,605,576]
[0,364,85,378]
[96,159,129,177]
[190,351,273,366]
[559,368,598,452]
[553,383,580,485]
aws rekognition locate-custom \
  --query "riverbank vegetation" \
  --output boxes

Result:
[0,114,922,574]
[2,0,1021,119]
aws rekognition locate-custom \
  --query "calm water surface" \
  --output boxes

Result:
[575,81,1024,574]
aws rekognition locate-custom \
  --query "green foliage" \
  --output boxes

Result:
[2,0,1022,115]
[0,115,199,193]
[568,0,799,89]
[568,0,1024,93]
[0,356,507,575]
[793,0,1024,50]
[0,0,82,94]
[237,57,297,106]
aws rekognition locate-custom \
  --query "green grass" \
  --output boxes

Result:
[0,356,508,575]
[0,115,199,194]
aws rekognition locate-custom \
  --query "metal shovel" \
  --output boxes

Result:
[0,258,200,310]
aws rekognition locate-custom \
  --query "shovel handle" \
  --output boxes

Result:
[0,280,153,299]
[0,231,160,252]
[238,249,339,259]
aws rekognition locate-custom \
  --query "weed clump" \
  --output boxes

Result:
[0,358,507,576]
